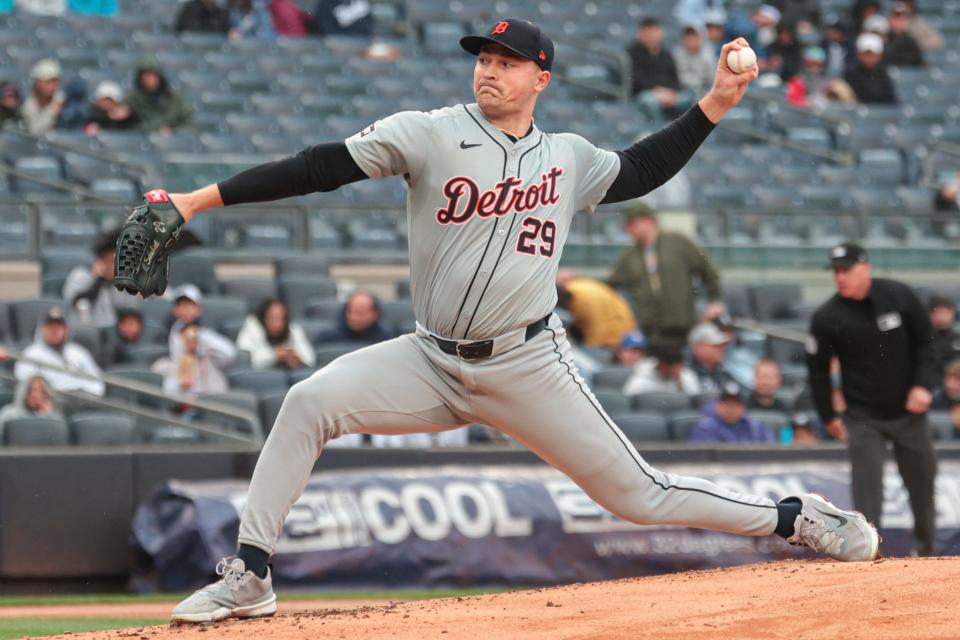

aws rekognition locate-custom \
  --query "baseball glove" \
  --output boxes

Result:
[114,189,185,298]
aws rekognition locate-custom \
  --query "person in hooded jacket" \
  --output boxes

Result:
[127,59,194,134]
[0,80,21,128]
[314,291,394,346]
[237,298,316,369]
[0,374,64,440]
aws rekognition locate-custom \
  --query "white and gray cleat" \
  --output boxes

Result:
[784,493,880,562]
[171,557,277,623]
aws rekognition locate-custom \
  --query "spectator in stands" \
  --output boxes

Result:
[688,381,776,443]
[687,321,735,393]
[315,291,393,346]
[0,374,64,437]
[237,298,316,370]
[21,59,64,135]
[929,294,960,375]
[176,0,231,34]
[623,344,701,396]
[899,0,943,52]
[167,285,237,367]
[845,33,897,104]
[851,0,882,32]
[711,313,758,389]
[747,358,790,412]
[766,22,803,81]
[159,321,231,398]
[726,4,781,68]
[129,58,195,134]
[615,330,647,367]
[105,308,147,366]
[555,271,637,349]
[674,0,727,29]
[821,14,851,78]
[786,411,820,445]
[270,0,311,37]
[62,229,133,326]
[0,80,20,128]
[627,17,686,123]
[57,78,90,130]
[68,0,119,17]
[17,0,65,15]
[673,26,717,95]
[932,359,960,411]
[228,0,276,39]
[769,0,820,26]
[85,80,138,134]
[885,2,925,67]
[312,0,373,37]
[609,201,723,350]
[704,10,728,58]
[14,307,104,396]
[862,13,889,39]
[934,173,960,237]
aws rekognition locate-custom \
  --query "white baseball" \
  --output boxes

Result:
[726,47,757,74]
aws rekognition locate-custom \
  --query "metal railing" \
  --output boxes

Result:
[0,348,263,445]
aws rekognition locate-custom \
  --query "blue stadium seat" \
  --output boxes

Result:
[611,412,670,441]
[3,416,70,446]
[70,412,137,445]
[218,279,279,314]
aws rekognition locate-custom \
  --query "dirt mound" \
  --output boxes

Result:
[44,557,960,640]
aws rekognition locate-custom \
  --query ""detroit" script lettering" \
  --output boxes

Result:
[435,166,563,225]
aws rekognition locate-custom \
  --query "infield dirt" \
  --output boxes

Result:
[33,556,960,640]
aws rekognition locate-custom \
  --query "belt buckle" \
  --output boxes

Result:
[455,340,493,360]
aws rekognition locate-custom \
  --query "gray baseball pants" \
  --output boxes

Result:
[238,315,779,554]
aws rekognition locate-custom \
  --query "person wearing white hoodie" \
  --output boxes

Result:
[236,298,315,370]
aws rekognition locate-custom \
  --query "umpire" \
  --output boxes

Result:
[807,242,938,555]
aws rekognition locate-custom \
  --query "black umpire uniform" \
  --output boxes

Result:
[807,243,938,555]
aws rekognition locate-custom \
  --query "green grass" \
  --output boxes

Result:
[0,587,512,608]
[0,617,167,640]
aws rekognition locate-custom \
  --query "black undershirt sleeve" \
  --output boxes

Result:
[600,104,716,204]
[217,142,369,206]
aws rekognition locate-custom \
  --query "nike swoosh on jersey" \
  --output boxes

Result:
[459,141,482,149]
[813,507,848,527]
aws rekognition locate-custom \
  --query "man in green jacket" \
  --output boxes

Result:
[608,200,724,349]
[128,58,194,134]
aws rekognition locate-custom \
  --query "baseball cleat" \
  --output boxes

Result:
[782,493,880,562]
[171,557,277,623]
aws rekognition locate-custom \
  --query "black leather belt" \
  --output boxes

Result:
[433,315,551,360]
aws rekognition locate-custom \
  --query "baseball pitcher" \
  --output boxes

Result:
[114,19,880,624]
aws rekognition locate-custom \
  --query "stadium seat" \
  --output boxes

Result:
[199,296,248,334]
[70,412,137,445]
[668,410,702,441]
[304,298,343,323]
[200,390,262,436]
[274,254,331,278]
[314,343,363,367]
[104,367,166,409]
[592,367,633,392]
[226,369,289,395]
[42,250,90,279]
[258,390,288,437]
[278,275,338,319]
[630,391,691,414]
[379,300,415,333]
[749,283,803,322]
[611,412,670,441]
[3,416,71,446]
[69,323,103,366]
[751,410,790,437]
[9,298,63,342]
[691,391,719,409]
[169,249,219,295]
[91,178,139,202]
[927,412,955,440]
[218,279,279,314]
[594,390,631,416]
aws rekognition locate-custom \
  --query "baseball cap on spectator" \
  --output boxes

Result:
[856,33,885,54]
[93,80,123,103]
[688,322,730,347]
[460,18,554,72]
[929,294,956,312]
[756,4,782,23]
[704,9,728,26]
[30,59,61,82]
[623,200,657,221]
[803,46,827,64]
[620,330,647,350]
[891,2,912,16]
[827,242,869,268]
[173,283,203,305]
[863,14,889,34]
[43,306,67,325]
[719,381,745,403]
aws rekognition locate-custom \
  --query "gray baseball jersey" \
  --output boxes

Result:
[236,103,780,558]
[345,104,620,340]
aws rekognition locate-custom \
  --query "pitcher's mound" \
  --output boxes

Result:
[51,557,959,640]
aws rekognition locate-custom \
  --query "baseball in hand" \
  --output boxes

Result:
[726,47,757,74]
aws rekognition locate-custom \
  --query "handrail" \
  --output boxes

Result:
[728,318,806,344]
[0,162,123,204]
[1,348,263,444]
[2,124,152,176]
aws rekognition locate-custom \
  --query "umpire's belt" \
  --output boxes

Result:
[418,315,551,360]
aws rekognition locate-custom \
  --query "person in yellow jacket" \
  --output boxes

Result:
[557,271,637,349]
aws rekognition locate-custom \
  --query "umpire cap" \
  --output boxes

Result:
[827,242,869,269]
[460,18,555,71]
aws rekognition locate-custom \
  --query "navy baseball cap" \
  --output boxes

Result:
[827,242,869,269]
[460,18,555,71]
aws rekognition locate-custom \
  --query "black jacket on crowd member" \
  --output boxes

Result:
[845,63,898,104]
[175,0,231,33]
[627,42,681,96]
[807,277,938,423]
[886,32,925,67]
